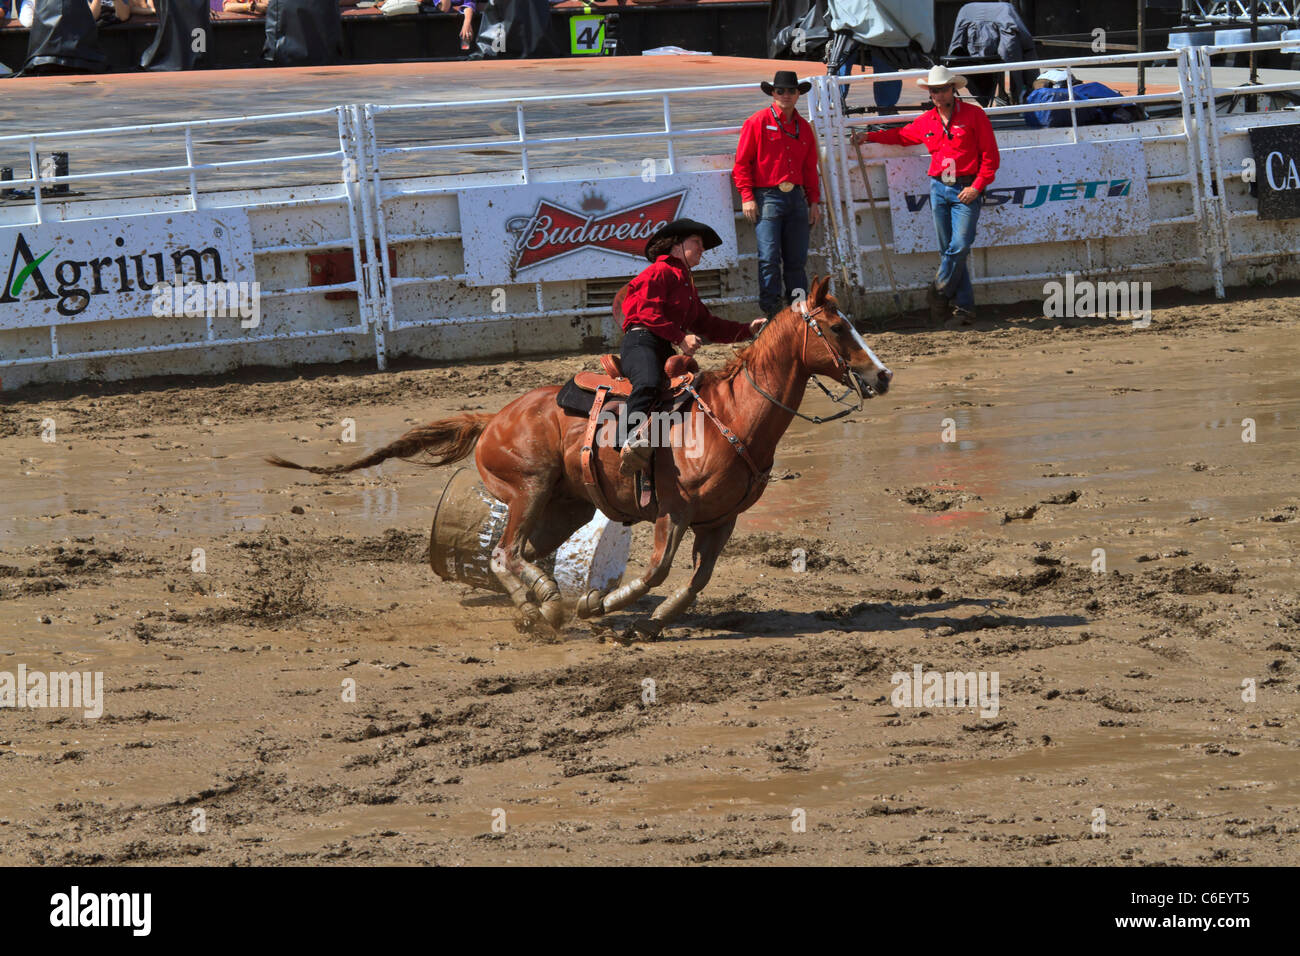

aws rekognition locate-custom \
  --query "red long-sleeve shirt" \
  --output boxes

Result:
[732,105,821,205]
[621,256,752,346]
[866,99,1000,192]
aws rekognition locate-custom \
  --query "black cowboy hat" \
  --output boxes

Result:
[761,70,812,96]
[644,218,723,261]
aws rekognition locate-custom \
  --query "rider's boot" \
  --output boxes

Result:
[618,422,653,477]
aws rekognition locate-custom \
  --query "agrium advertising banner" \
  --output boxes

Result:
[0,209,254,331]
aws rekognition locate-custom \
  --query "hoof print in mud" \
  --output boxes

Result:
[619,620,664,644]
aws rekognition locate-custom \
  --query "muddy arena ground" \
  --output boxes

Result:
[1,290,1297,866]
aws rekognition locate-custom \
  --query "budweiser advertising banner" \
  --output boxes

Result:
[457,171,739,286]
[884,140,1151,255]
[0,209,254,331]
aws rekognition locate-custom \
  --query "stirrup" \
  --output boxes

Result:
[636,468,654,510]
[619,441,651,477]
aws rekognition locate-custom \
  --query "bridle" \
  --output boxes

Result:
[740,303,878,425]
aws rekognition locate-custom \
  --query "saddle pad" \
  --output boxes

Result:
[556,377,695,418]
[557,377,612,416]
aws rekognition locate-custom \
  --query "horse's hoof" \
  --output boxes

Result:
[539,598,568,630]
[575,589,605,619]
[512,605,544,635]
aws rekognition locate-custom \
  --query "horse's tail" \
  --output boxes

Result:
[265,413,494,476]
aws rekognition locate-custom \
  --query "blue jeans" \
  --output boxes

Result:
[870,51,902,110]
[754,186,810,318]
[833,50,901,111]
[930,178,981,310]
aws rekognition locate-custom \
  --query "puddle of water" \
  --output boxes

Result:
[743,329,1299,575]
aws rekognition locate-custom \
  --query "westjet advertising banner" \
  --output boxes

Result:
[458,171,738,286]
[884,141,1151,255]
[0,209,254,330]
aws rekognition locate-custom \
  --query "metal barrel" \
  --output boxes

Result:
[430,467,632,597]
[430,467,511,593]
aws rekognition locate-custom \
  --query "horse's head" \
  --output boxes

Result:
[783,275,893,398]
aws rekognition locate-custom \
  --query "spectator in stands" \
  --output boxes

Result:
[90,0,155,21]
[732,70,822,321]
[853,65,999,324]
[436,0,474,48]
[374,0,473,46]
[223,0,269,13]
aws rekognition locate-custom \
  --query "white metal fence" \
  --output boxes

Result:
[358,81,772,368]
[816,46,1226,305]
[0,105,373,372]
[3,41,1300,382]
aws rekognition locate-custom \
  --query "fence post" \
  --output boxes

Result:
[364,105,398,349]
[349,104,388,369]
[1191,47,1228,298]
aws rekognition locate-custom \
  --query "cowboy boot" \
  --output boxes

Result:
[927,275,949,324]
[618,425,653,477]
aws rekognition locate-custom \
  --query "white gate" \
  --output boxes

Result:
[0,106,375,376]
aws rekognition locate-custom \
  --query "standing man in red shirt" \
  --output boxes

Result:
[854,66,1000,322]
[733,70,822,320]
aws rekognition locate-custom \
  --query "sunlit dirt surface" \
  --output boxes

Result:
[1,292,1296,865]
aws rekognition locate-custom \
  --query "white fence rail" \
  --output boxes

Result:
[816,46,1226,308]
[0,106,373,374]
[4,41,1300,385]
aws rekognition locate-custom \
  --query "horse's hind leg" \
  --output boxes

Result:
[643,518,736,635]
[523,498,595,563]
[489,479,573,632]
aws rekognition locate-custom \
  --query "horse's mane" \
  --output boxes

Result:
[695,293,837,391]
[695,341,754,390]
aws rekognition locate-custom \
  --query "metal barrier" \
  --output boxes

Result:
[356,81,776,368]
[818,46,1226,308]
[5,42,1300,384]
[1193,39,1300,281]
[0,106,373,372]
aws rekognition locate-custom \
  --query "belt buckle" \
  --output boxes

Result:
[778,182,795,193]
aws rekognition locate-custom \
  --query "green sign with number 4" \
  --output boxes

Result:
[570,15,605,56]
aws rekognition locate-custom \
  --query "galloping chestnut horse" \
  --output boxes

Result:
[267,275,892,642]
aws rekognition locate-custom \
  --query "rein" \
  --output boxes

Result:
[740,305,865,425]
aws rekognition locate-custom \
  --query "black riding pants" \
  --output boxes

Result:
[619,326,675,444]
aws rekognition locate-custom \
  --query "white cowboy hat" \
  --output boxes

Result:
[916,65,968,90]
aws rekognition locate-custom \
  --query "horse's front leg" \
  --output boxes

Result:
[642,518,736,636]
[580,514,688,637]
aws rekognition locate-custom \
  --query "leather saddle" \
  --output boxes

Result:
[572,353,698,400]
[556,281,699,415]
